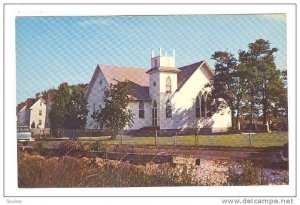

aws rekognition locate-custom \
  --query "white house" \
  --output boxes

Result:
[86,49,232,133]
[17,93,47,129]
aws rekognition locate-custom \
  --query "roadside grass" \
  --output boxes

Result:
[78,132,288,148]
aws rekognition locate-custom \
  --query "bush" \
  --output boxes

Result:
[18,152,196,187]
[33,141,44,150]
[227,160,261,185]
[57,140,91,154]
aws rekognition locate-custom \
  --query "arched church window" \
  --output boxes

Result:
[201,93,206,117]
[206,93,212,117]
[166,100,172,118]
[139,101,145,118]
[196,96,200,118]
[166,77,171,93]
[152,100,158,126]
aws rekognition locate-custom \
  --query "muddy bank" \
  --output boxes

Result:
[18,151,288,187]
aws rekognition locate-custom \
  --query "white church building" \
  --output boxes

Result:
[86,49,231,134]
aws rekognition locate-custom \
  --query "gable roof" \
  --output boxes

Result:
[87,64,151,101]
[177,60,214,91]
[26,98,36,109]
[16,102,26,113]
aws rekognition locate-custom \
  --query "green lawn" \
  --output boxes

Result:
[78,132,288,148]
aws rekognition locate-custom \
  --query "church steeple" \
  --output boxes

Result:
[147,48,180,74]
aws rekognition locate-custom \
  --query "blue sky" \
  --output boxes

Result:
[16,14,286,103]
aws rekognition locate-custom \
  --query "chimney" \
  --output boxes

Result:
[159,48,162,56]
[172,49,176,58]
[151,49,154,58]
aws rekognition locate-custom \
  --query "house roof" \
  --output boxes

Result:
[88,64,151,101]
[16,102,26,113]
[26,98,36,109]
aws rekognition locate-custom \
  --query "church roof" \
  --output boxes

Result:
[177,60,214,91]
[87,60,214,100]
[100,64,149,86]
[177,61,204,90]
[146,66,181,74]
[88,64,151,101]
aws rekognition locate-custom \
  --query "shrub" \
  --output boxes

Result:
[57,140,90,154]
[33,141,44,150]
[18,152,196,187]
[227,160,261,185]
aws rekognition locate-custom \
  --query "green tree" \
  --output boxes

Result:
[239,39,286,131]
[91,80,134,140]
[210,51,237,130]
[49,82,88,130]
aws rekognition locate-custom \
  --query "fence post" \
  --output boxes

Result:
[248,132,252,147]
[155,130,157,146]
[174,132,177,146]
[121,131,123,145]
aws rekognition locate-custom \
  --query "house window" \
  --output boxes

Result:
[166,76,171,93]
[196,96,200,118]
[139,101,145,118]
[100,79,102,86]
[153,81,156,87]
[166,100,172,118]
[40,101,42,106]
[38,120,42,125]
[39,110,42,116]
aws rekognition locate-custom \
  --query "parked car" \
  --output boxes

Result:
[17,126,34,145]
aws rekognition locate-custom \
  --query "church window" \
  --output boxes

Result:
[201,94,206,117]
[139,101,145,118]
[166,76,171,93]
[99,79,102,86]
[206,93,212,117]
[152,100,158,126]
[153,81,156,87]
[196,96,200,118]
[166,100,172,118]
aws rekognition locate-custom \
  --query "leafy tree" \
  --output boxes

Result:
[210,51,239,130]
[91,80,134,140]
[64,84,89,129]
[49,82,88,130]
[239,39,286,131]
[210,39,287,131]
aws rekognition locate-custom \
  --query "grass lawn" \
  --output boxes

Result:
[78,132,288,148]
